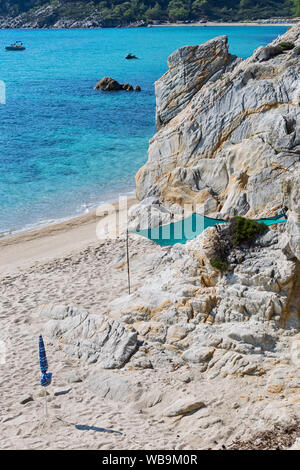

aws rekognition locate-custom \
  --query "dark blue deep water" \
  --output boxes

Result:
[0,26,288,235]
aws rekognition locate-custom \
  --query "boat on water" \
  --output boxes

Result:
[5,41,26,51]
[125,53,137,59]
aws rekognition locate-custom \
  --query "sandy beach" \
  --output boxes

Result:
[0,199,173,450]
[1,196,299,450]
[0,197,137,273]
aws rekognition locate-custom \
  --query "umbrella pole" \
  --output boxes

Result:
[126,229,131,295]
[44,389,48,417]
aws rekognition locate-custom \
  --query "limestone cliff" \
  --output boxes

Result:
[136,25,300,226]
[155,35,239,130]
[122,24,300,371]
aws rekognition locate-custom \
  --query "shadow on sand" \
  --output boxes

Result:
[56,417,122,434]
[75,424,122,434]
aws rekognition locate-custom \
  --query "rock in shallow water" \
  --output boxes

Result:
[94,77,141,92]
[94,77,123,91]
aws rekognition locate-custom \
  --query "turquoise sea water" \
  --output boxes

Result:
[0,26,288,235]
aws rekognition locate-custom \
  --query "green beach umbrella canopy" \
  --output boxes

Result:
[131,213,287,247]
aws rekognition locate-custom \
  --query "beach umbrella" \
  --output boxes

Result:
[38,334,52,416]
[126,228,131,295]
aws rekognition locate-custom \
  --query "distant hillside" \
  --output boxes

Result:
[0,0,299,26]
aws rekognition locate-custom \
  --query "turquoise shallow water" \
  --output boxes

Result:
[0,26,288,235]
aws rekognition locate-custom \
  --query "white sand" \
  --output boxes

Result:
[0,197,137,273]
[0,201,298,450]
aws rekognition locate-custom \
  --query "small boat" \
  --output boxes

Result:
[125,53,137,59]
[5,41,26,51]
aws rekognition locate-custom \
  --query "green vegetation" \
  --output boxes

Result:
[232,216,268,245]
[210,216,269,273]
[278,41,295,50]
[210,257,229,272]
[0,0,298,23]
[292,0,300,16]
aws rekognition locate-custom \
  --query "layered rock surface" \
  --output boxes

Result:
[136,25,300,226]
[39,304,137,368]
[282,168,300,261]
[109,226,300,374]
[155,36,239,129]
[124,26,300,388]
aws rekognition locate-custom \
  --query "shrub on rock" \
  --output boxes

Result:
[232,216,268,246]
[278,42,295,51]
[210,257,228,272]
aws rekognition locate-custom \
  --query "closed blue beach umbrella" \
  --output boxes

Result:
[39,335,52,416]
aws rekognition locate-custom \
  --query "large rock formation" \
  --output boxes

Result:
[37,28,300,380]
[155,36,239,129]
[121,25,300,375]
[136,25,300,225]
[39,304,138,368]
[109,226,300,374]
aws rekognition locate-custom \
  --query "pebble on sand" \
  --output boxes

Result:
[20,394,34,405]
[54,386,72,396]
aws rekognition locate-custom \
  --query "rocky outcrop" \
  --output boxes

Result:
[119,27,300,385]
[39,304,138,367]
[155,36,239,129]
[94,77,140,92]
[0,8,101,28]
[108,226,300,374]
[282,168,300,261]
[136,25,300,221]
[38,27,300,387]
[20,26,299,449]
[87,372,132,401]
[0,4,147,28]
[0,5,120,29]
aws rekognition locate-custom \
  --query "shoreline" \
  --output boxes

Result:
[0,196,137,273]
[0,188,136,239]
[152,21,295,27]
[0,22,296,30]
